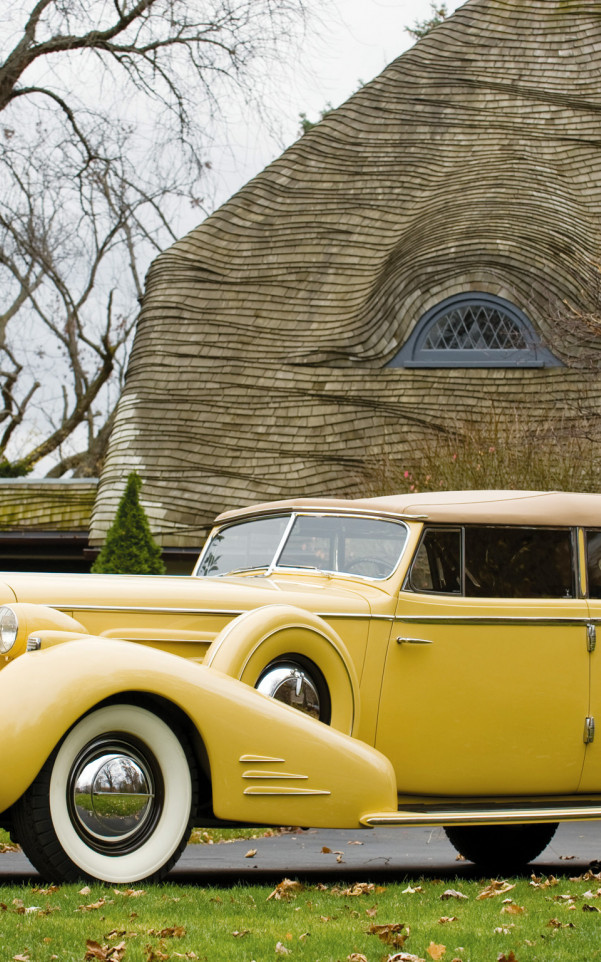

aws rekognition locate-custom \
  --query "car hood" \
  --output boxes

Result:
[0,571,381,618]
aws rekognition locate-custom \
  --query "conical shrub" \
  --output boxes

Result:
[91,472,165,574]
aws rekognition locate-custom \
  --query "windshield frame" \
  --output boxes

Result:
[194,510,410,581]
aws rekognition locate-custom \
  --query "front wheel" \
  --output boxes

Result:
[444,822,558,872]
[13,704,195,884]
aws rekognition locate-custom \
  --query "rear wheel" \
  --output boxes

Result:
[13,704,195,884]
[444,822,558,872]
[255,654,331,723]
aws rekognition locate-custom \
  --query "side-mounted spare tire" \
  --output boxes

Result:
[205,605,360,735]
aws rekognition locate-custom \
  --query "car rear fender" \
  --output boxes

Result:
[0,638,397,828]
[205,604,360,735]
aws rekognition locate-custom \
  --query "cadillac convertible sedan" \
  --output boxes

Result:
[0,488,601,883]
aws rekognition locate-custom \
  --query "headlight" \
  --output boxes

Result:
[0,606,18,654]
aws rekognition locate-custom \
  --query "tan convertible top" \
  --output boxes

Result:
[215,490,601,528]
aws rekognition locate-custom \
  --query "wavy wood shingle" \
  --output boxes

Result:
[93,0,601,547]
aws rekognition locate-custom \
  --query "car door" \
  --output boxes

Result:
[375,524,590,797]
[578,528,601,792]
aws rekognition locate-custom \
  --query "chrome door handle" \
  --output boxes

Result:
[396,636,433,645]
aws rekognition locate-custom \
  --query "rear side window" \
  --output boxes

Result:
[407,525,574,598]
[586,530,601,598]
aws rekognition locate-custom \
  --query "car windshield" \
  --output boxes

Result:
[196,513,408,579]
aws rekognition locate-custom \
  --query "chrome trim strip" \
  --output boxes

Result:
[45,604,391,621]
[243,787,330,796]
[239,755,285,763]
[47,604,246,616]
[242,771,308,780]
[396,615,591,627]
[361,804,601,827]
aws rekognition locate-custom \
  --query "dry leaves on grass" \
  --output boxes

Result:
[366,922,409,948]
[500,901,525,916]
[113,889,146,898]
[148,927,186,938]
[84,940,126,962]
[497,953,518,962]
[384,953,426,962]
[426,942,446,960]
[0,842,20,853]
[339,882,385,897]
[275,942,291,955]
[476,881,515,900]
[530,874,558,889]
[440,890,468,901]
[267,879,304,901]
[347,955,368,962]
[548,918,576,929]
[438,917,458,924]
[78,898,112,912]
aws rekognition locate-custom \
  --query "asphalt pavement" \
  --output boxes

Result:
[0,823,600,885]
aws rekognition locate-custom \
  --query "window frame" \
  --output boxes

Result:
[388,292,562,369]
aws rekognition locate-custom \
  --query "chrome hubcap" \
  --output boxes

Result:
[256,664,321,718]
[68,736,162,853]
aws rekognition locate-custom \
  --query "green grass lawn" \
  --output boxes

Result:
[0,872,600,961]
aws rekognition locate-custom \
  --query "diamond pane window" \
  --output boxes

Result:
[388,293,561,368]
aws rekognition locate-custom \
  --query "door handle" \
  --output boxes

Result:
[396,636,433,645]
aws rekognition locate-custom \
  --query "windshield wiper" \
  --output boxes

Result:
[216,566,269,576]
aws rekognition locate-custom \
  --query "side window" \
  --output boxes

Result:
[586,530,601,599]
[407,528,461,594]
[464,527,574,599]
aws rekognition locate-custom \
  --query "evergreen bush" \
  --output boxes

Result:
[91,472,165,574]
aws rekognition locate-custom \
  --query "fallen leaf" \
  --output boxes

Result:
[275,942,291,955]
[79,886,92,896]
[501,903,525,916]
[113,888,146,898]
[583,904,601,912]
[366,906,378,918]
[530,874,558,889]
[267,879,303,901]
[84,941,126,962]
[367,922,409,948]
[347,840,364,845]
[232,929,250,938]
[440,890,468,901]
[385,954,426,962]
[245,849,257,858]
[426,942,446,960]
[497,953,518,962]
[340,883,378,897]
[347,955,368,962]
[403,886,423,894]
[79,898,111,912]
[548,918,576,929]
[559,854,576,860]
[455,853,466,861]
[477,881,515,900]
[12,956,30,962]
[321,846,332,853]
[438,917,458,924]
[148,927,186,938]
[494,925,514,935]
[336,854,345,863]
[144,947,169,962]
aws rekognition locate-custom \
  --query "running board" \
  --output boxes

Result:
[361,800,601,828]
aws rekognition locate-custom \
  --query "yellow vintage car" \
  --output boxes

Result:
[1,489,600,883]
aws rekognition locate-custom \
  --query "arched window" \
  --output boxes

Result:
[388,293,561,368]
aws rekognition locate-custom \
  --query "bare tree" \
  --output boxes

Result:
[0,0,308,476]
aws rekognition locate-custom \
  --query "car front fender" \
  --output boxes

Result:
[0,638,397,828]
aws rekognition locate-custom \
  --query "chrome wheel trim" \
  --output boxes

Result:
[68,736,162,854]
[49,705,192,883]
[256,660,325,720]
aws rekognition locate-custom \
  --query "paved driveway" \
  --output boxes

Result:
[0,823,599,884]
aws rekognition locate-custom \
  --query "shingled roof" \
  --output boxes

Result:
[93,0,601,549]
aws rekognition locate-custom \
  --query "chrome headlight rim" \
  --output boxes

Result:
[0,605,18,654]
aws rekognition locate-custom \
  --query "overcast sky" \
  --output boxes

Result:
[206,0,464,210]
